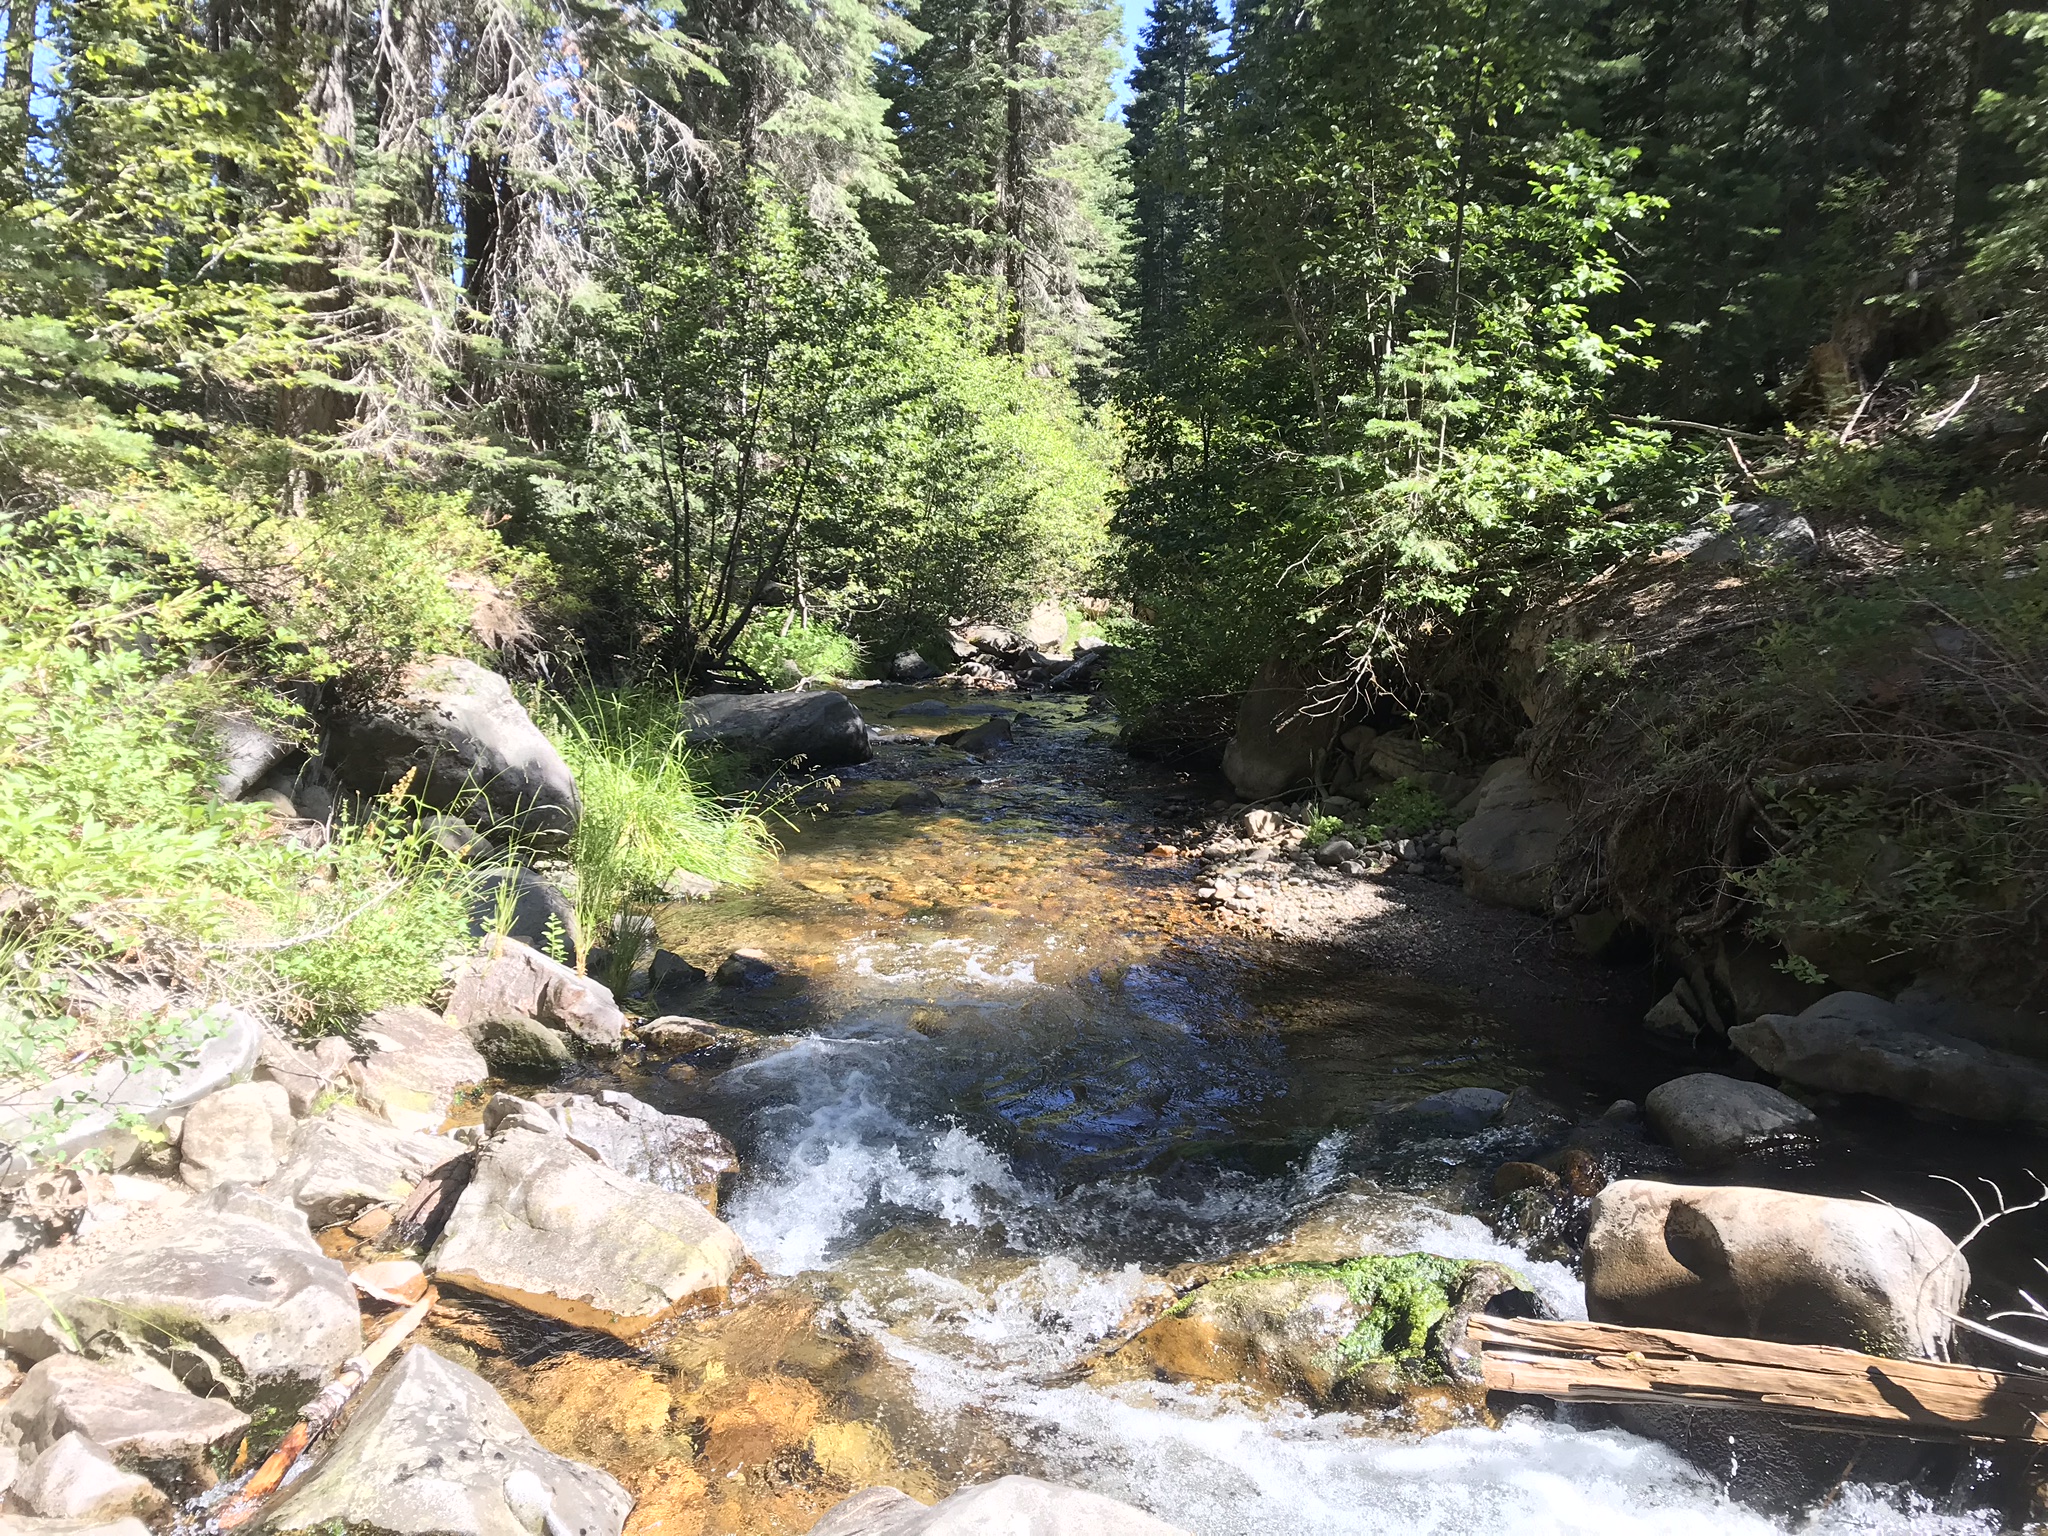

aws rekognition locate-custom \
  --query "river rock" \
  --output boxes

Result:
[4,1354,249,1491]
[1456,758,1569,913]
[255,1344,630,1536]
[714,948,778,988]
[254,1028,346,1117]
[1584,1179,1967,1357]
[445,941,625,1054]
[266,1108,466,1227]
[811,1478,1190,1536]
[3,1187,361,1397]
[648,950,708,1001]
[1411,1086,1509,1132]
[891,651,939,682]
[465,866,575,956]
[938,715,1014,754]
[1643,1074,1817,1166]
[177,1081,295,1193]
[532,1090,738,1209]
[1220,660,1341,801]
[0,1007,263,1178]
[347,1004,491,1134]
[325,656,580,848]
[682,690,871,768]
[6,1432,166,1523]
[1729,991,2048,1128]
[468,1014,574,1079]
[428,1125,747,1341]
[1109,1253,1536,1409]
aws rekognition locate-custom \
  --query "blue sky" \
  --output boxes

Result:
[1111,0,1148,114]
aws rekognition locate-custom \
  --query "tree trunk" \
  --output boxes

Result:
[1000,0,1028,353]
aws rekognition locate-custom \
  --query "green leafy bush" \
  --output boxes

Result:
[731,610,863,683]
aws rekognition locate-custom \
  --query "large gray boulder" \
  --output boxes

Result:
[177,1080,295,1192]
[1643,1074,1818,1166]
[256,1345,631,1536]
[1457,758,1569,913]
[1729,991,2048,1128]
[445,941,624,1055]
[347,1004,490,1134]
[1584,1179,1967,1357]
[6,1431,166,1523]
[326,656,580,848]
[0,1007,262,1178]
[532,1090,737,1210]
[428,1125,747,1342]
[4,1353,249,1491]
[3,1188,361,1398]
[1220,660,1340,801]
[811,1479,1188,1536]
[265,1108,465,1227]
[682,690,871,768]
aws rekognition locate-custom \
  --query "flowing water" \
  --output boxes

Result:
[454,686,2048,1536]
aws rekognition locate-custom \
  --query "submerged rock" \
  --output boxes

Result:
[326,655,581,848]
[1643,1073,1818,1166]
[428,1124,747,1341]
[810,1477,1190,1536]
[1584,1178,1967,1357]
[1410,1086,1509,1132]
[1109,1253,1538,1410]
[682,690,872,768]
[256,1344,631,1536]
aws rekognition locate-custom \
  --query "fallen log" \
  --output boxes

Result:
[1469,1315,2048,1442]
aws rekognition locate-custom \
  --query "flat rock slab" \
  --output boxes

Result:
[4,1353,249,1487]
[6,1189,361,1400]
[348,1004,491,1133]
[811,1477,1190,1536]
[1730,990,2048,1128]
[445,942,624,1053]
[428,1127,747,1340]
[681,690,872,768]
[266,1108,466,1227]
[1585,1178,1967,1358]
[178,1080,295,1192]
[533,1090,737,1209]
[1644,1073,1817,1166]
[257,1344,630,1536]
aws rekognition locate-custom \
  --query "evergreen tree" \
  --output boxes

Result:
[1123,0,1221,367]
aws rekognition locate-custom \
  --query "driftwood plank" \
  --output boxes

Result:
[1469,1315,2048,1442]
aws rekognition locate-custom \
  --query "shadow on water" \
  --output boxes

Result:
[495,683,2048,1536]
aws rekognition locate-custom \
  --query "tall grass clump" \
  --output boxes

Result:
[532,687,776,984]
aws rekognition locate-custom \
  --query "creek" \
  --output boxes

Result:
[456,685,2048,1536]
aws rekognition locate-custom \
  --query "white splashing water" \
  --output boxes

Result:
[720,1033,1997,1536]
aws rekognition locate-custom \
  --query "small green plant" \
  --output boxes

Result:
[731,610,862,683]
[1367,779,1453,834]
[1306,814,1348,844]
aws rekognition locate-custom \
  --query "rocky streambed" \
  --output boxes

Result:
[6,683,2048,1536]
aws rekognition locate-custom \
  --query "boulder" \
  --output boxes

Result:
[1729,991,2048,1128]
[890,651,939,682]
[465,867,575,957]
[326,656,581,848]
[1410,1087,1509,1132]
[255,1344,631,1536]
[1584,1179,1967,1357]
[648,949,707,1000]
[810,1478,1189,1536]
[1456,758,1569,913]
[428,1126,747,1341]
[468,1014,573,1079]
[208,712,295,803]
[681,690,871,769]
[266,1108,466,1227]
[937,716,1013,754]
[254,1029,347,1117]
[4,1354,249,1491]
[1220,660,1340,801]
[714,949,778,989]
[893,787,943,813]
[1049,646,1112,690]
[532,1090,737,1209]
[6,1433,165,1523]
[5,1188,360,1398]
[349,1004,491,1134]
[1643,1074,1817,1166]
[1661,500,1818,568]
[1108,1253,1536,1409]
[445,942,625,1054]
[177,1081,295,1193]
[0,1007,262,1178]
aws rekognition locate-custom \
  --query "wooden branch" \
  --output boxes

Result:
[1470,1315,2048,1442]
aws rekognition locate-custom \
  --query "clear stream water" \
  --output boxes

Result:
[488,685,2048,1536]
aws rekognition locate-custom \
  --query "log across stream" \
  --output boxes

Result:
[437,685,2048,1536]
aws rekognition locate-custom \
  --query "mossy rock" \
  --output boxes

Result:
[1108,1253,1539,1411]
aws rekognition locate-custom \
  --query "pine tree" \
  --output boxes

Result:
[1123,0,1221,367]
